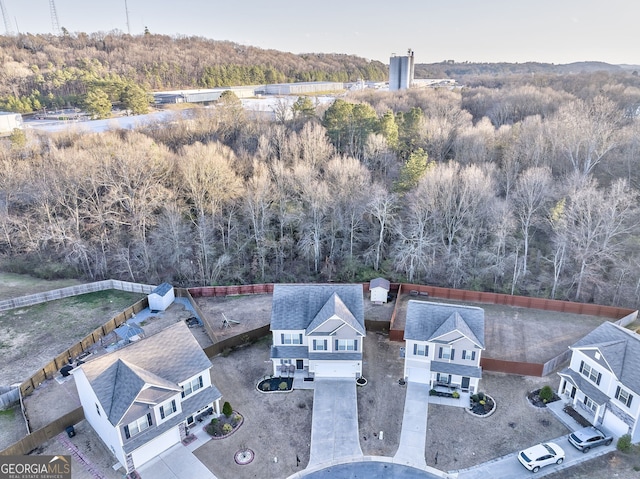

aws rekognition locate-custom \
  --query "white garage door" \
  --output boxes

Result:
[407,367,430,384]
[314,362,357,378]
[603,410,629,437]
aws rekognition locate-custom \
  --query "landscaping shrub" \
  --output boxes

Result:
[222,401,233,417]
[617,434,632,452]
[261,382,270,391]
[278,381,288,390]
[539,385,554,402]
[452,391,460,399]
[222,423,233,435]
[210,417,218,426]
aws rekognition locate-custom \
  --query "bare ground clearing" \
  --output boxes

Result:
[0,289,146,385]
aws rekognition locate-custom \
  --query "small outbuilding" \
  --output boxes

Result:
[114,323,144,344]
[148,282,175,311]
[369,278,391,303]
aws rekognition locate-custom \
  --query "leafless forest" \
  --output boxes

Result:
[2,35,640,306]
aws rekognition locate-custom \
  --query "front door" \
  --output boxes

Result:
[296,359,304,370]
[571,386,576,399]
[461,377,470,391]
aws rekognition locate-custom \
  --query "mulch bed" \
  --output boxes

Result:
[204,411,244,439]
[527,388,561,408]
[257,377,293,392]
[563,405,593,427]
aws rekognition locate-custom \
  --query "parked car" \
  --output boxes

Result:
[518,442,565,472]
[568,426,613,452]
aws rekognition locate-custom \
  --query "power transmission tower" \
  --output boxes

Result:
[124,0,131,34]
[0,0,13,35]
[49,0,61,35]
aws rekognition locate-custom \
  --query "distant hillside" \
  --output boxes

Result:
[0,32,387,112]
[414,61,624,80]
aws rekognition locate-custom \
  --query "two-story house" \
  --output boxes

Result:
[270,284,365,379]
[558,321,640,441]
[403,300,485,396]
[73,321,222,474]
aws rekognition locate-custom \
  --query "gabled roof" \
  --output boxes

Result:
[78,321,212,426]
[306,292,365,336]
[404,301,485,348]
[571,321,640,394]
[369,278,390,290]
[150,282,173,297]
[270,284,364,332]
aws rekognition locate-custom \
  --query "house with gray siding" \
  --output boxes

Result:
[558,321,640,440]
[403,301,485,398]
[73,321,222,474]
[270,284,365,378]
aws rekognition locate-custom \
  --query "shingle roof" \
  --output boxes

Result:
[270,346,309,359]
[150,282,173,297]
[571,321,640,394]
[270,284,364,332]
[430,361,482,378]
[404,300,485,348]
[79,321,212,426]
[370,278,390,290]
[558,368,610,405]
[306,292,365,336]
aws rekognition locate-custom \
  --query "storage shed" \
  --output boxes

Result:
[148,282,175,311]
[369,278,390,303]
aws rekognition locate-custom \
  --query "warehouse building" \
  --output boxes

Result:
[261,81,345,95]
[153,86,257,105]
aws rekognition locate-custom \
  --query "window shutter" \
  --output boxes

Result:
[596,372,601,385]
[335,339,339,351]
[199,376,203,388]
[324,340,327,350]
[450,349,455,360]
[616,386,621,399]
[181,390,185,398]
[462,350,466,359]
[583,396,588,405]
[171,400,176,412]
[413,344,417,355]
[471,351,476,361]
[313,340,317,350]
[147,413,152,426]
[439,347,443,359]
[281,334,285,344]
[628,394,633,407]
[425,345,429,357]
[354,340,358,351]
[160,406,165,419]
[579,361,585,374]
[124,425,130,439]
[299,334,303,344]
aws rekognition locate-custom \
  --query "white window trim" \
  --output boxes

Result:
[282,333,302,345]
[584,396,597,413]
[128,415,150,437]
[182,375,203,398]
[581,363,600,384]
[337,339,356,351]
[415,344,427,357]
[160,399,177,420]
[616,387,633,407]
[441,346,452,360]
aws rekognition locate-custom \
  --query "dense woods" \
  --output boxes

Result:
[2,34,640,307]
[0,33,387,113]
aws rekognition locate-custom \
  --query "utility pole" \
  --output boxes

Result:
[124,0,131,34]
[0,0,13,35]
[49,0,61,35]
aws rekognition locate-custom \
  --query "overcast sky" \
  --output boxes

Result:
[2,0,638,65]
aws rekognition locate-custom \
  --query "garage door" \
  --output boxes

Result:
[314,362,357,378]
[603,410,629,437]
[407,367,430,384]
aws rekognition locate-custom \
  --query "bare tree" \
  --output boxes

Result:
[366,184,397,272]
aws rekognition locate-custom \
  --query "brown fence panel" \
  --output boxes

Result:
[389,329,404,341]
[364,320,390,332]
[203,325,271,358]
[53,351,70,371]
[1,407,84,456]
[481,357,543,376]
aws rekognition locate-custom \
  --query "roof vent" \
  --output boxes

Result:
[595,351,601,360]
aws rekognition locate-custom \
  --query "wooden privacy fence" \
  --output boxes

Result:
[480,358,544,377]
[188,283,274,297]
[1,407,84,456]
[19,298,149,397]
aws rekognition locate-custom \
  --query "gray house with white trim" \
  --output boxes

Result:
[270,284,365,378]
[403,301,485,394]
[558,321,640,440]
[73,321,222,473]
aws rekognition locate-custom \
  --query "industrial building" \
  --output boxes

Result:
[261,81,345,95]
[152,86,256,105]
[0,111,23,136]
[389,49,415,91]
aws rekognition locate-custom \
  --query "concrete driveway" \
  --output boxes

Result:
[308,378,363,466]
[455,436,616,479]
[137,442,217,479]
[394,381,430,469]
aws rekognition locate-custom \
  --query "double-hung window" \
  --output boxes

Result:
[462,350,476,360]
[282,333,302,345]
[439,346,454,360]
[583,395,597,413]
[182,376,203,398]
[616,386,634,408]
[124,413,152,439]
[413,343,428,357]
[160,399,177,420]
[579,361,602,385]
[336,339,356,351]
